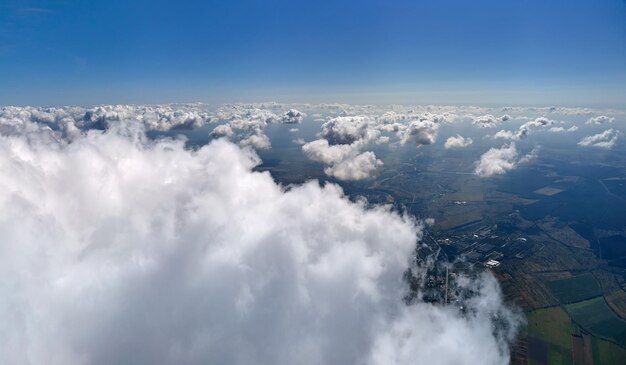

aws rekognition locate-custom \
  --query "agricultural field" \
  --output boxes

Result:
[526,307,573,365]
[591,337,626,365]
[546,274,602,304]
[525,306,626,365]
[566,297,626,348]
[605,290,626,319]
[537,217,590,249]
[527,307,573,349]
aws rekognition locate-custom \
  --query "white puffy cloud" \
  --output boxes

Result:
[578,128,621,149]
[81,104,214,130]
[376,135,390,144]
[282,109,306,124]
[0,104,215,134]
[238,131,271,150]
[216,104,280,125]
[0,121,521,365]
[324,151,383,181]
[302,139,356,165]
[399,119,439,146]
[210,124,234,138]
[474,143,538,177]
[320,116,380,145]
[444,135,473,149]
[475,143,518,176]
[212,105,293,150]
[586,115,614,125]
[227,117,268,132]
[492,129,522,141]
[369,273,519,365]
[472,115,509,128]
[549,125,578,133]
[302,139,382,180]
[492,117,556,141]
[520,116,555,129]
[303,116,390,180]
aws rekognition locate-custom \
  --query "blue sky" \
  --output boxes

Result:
[1,0,625,107]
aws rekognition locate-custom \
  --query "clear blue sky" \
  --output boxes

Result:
[1,0,625,107]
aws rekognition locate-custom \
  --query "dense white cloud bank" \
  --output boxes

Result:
[474,143,538,177]
[578,128,621,149]
[0,120,520,365]
[2,103,623,155]
[0,104,215,133]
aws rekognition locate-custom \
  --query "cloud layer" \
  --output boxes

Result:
[0,119,520,365]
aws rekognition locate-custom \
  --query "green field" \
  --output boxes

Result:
[591,337,626,365]
[527,307,573,349]
[527,307,574,365]
[546,273,602,304]
[526,305,626,364]
[566,297,626,348]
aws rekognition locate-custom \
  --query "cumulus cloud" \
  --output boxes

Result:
[239,131,271,149]
[210,124,234,138]
[212,105,296,150]
[474,143,538,177]
[282,109,306,124]
[80,104,213,130]
[302,116,390,180]
[399,119,439,146]
[0,121,520,365]
[302,139,382,180]
[586,115,614,125]
[444,135,473,149]
[578,128,621,149]
[549,125,578,133]
[302,139,356,165]
[521,116,555,129]
[492,129,523,141]
[370,272,519,365]
[492,117,556,141]
[0,104,215,134]
[472,114,509,128]
[324,151,383,181]
[320,116,380,145]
